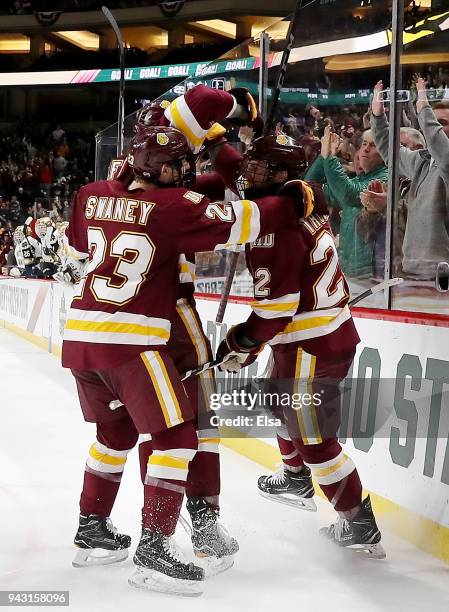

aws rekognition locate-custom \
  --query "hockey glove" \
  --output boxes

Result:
[53,256,87,287]
[216,323,263,373]
[277,180,316,219]
[227,88,264,137]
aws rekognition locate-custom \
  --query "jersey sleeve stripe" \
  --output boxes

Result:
[178,260,196,283]
[226,199,261,246]
[269,306,351,345]
[251,293,300,319]
[165,96,207,153]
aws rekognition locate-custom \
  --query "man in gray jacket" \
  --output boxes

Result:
[371,78,449,279]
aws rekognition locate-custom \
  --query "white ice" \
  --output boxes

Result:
[1,328,448,611]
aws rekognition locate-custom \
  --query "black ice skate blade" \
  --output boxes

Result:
[72,547,129,568]
[128,568,203,597]
[258,490,317,512]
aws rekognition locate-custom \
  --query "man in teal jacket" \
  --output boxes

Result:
[305,126,388,277]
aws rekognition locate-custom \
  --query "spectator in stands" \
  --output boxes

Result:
[57,137,70,159]
[305,125,388,277]
[357,127,426,278]
[371,78,449,279]
[53,152,67,178]
[52,125,66,143]
[39,157,54,196]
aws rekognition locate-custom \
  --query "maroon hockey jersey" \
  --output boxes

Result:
[244,214,360,354]
[62,179,299,369]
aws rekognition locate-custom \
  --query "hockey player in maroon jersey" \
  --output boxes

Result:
[161,84,385,558]
[62,125,314,595]
[107,108,241,575]
[214,135,386,560]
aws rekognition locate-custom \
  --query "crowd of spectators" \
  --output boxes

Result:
[0,124,95,249]
[275,79,449,283]
[196,78,449,289]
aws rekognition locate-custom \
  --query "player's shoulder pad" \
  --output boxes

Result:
[182,190,205,205]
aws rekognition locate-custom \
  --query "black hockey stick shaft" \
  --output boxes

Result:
[215,250,239,324]
[102,6,125,156]
[263,0,302,136]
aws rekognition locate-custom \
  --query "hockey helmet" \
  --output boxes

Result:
[244,133,306,183]
[13,225,25,247]
[134,99,170,133]
[127,126,195,187]
[35,216,55,240]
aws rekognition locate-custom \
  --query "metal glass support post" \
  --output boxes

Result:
[384,0,404,309]
[258,32,270,123]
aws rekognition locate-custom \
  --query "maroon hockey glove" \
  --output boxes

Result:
[216,323,263,373]
[227,88,264,137]
[277,180,316,219]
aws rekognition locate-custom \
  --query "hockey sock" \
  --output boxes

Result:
[143,421,198,536]
[297,438,362,513]
[80,417,138,517]
[138,437,153,484]
[186,429,221,506]
[277,432,304,472]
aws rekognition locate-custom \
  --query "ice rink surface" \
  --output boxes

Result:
[1,327,448,612]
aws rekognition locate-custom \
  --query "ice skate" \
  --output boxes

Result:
[258,465,317,511]
[185,497,239,577]
[73,514,131,567]
[129,528,204,597]
[320,496,386,559]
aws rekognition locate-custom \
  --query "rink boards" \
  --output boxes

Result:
[1,277,449,562]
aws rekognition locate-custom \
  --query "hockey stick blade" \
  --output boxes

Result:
[181,357,223,381]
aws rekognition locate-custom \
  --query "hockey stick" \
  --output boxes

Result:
[214,0,303,325]
[263,0,302,137]
[346,276,403,307]
[215,248,241,324]
[102,6,125,156]
[182,277,404,381]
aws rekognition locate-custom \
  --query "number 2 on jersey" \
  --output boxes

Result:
[310,230,347,309]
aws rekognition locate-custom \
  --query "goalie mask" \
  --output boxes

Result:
[238,134,307,199]
[35,216,55,241]
[13,225,25,247]
[127,126,195,187]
